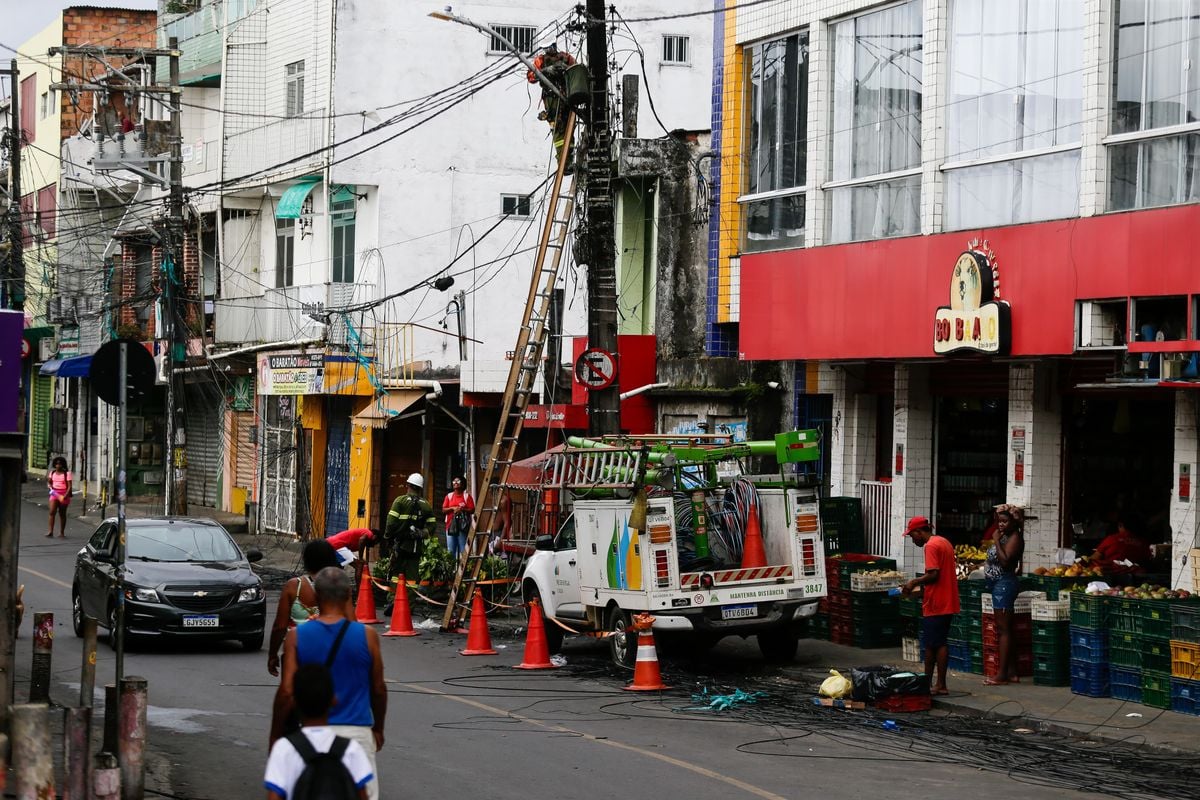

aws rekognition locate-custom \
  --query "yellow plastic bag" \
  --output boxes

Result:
[819,669,852,699]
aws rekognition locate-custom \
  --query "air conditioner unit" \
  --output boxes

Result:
[38,338,55,361]
[154,352,168,385]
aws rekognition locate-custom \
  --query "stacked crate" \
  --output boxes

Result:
[1069,592,1109,697]
[1170,605,1200,716]
[900,594,923,664]
[819,498,866,556]
[1140,599,1178,709]
[981,591,1039,679]
[947,580,985,674]
[1025,574,1088,600]
[828,555,901,649]
[1030,596,1071,686]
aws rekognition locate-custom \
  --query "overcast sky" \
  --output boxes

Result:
[2,0,158,95]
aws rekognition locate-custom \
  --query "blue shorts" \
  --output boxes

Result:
[922,614,954,650]
[987,573,1020,612]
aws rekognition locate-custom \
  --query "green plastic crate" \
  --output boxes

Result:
[1027,574,1088,600]
[838,557,898,584]
[1107,597,1143,635]
[1142,670,1172,709]
[1143,637,1172,674]
[1141,600,1176,640]
[818,498,865,556]
[1070,592,1107,629]
[1033,652,1071,686]
[1033,619,1069,644]
[960,580,987,602]
[1032,638,1069,657]
[900,596,922,618]
[1109,631,1142,668]
[850,591,900,610]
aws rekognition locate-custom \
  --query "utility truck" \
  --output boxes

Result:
[518,431,829,666]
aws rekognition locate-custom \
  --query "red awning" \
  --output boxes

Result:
[1159,381,1200,389]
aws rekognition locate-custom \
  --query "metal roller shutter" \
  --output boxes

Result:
[325,399,352,535]
[30,373,53,468]
[232,411,257,492]
[185,387,223,508]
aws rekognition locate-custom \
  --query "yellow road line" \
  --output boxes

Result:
[395,680,787,800]
[19,565,72,590]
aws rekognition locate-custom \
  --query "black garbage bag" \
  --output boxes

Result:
[850,665,931,702]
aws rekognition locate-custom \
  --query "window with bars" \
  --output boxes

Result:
[275,217,295,288]
[331,199,356,284]
[502,194,532,217]
[285,60,305,117]
[488,24,536,54]
[662,35,690,64]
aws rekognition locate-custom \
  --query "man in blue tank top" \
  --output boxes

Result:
[271,567,387,800]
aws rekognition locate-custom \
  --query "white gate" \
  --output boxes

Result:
[260,396,297,536]
[860,480,894,557]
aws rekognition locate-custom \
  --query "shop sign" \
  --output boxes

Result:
[257,350,324,395]
[1181,464,1192,502]
[1011,427,1026,453]
[933,241,1011,356]
[1014,452,1024,485]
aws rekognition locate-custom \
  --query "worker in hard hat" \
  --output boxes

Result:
[527,43,577,170]
[382,473,436,614]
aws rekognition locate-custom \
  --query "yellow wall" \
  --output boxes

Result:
[716,3,744,324]
[347,396,375,530]
[302,396,328,536]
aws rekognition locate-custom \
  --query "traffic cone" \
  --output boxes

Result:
[740,503,768,569]
[459,592,497,655]
[514,599,557,670]
[382,574,419,637]
[624,624,669,692]
[355,567,381,624]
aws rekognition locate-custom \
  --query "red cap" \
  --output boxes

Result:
[903,516,932,536]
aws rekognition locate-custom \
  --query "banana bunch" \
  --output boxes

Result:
[954,544,988,562]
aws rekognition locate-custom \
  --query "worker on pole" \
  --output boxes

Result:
[527,43,577,169]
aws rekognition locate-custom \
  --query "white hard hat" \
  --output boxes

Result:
[407,473,425,490]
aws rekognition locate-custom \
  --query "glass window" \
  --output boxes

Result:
[127,524,241,562]
[275,217,295,288]
[502,194,531,216]
[744,195,805,253]
[332,199,356,284]
[1109,1,1200,211]
[88,523,113,551]
[662,35,690,64]
[285,60,305,117]
[828,1,923,243]
[488,24,536,54]
[944,0,1083,229]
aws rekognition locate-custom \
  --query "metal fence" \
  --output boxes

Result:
[859,479,893,558]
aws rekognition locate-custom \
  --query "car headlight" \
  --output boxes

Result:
[125,587,159,603]
[238,585,262,603]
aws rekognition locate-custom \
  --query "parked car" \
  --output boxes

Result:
[72,517,267,650]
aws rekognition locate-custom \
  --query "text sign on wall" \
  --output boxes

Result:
[257,351,325,395]
[933,245,1012,356]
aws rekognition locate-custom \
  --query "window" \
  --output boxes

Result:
[275,217,295,288]
[828,1,922,243]
[741,32,808,253]
[1109,0,1200,210]
[39,91,49,119]
[662,35,690,64]
[20,75,35,143]
[285,61,305,117]
[943,0,1083,229]
[37,185,56,239]
[331,197,356,284]
[488,24,536,55]
[502,194,532,217]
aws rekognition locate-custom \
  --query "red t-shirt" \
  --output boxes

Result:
[326,528,375,551]
[922,535,961,617]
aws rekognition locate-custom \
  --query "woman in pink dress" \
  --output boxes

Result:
[46,456,72,538]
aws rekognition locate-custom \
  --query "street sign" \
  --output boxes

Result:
[574,348,616,389]
[90,339,157,405]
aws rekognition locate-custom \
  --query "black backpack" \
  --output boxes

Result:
[287,731,359,800]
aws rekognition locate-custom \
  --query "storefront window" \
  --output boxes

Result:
[828,0,923,243]
[741,32,808,252]
[1109,0,1200,210]
[944,0,1083,229]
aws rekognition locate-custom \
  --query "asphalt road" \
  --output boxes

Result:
[8,500,1170,800]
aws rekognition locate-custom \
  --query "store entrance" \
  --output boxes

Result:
[1064,394,1174,553]
[935,396,1007,546]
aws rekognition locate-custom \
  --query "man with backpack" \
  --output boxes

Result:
[271,568,387,800]
[265,663,374,799]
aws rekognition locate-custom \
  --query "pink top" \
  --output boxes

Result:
[49,471,72,493]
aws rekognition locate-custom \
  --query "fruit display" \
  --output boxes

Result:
[954,544,988,562]
[1033,563,1104,578]
[1085,584,1192,600]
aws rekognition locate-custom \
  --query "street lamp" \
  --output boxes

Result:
[428,6,565,101]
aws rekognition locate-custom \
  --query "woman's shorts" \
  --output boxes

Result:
[987,573,1020,611]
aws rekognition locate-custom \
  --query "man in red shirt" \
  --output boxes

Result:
[327,529,379,587]
[901,516,960,695]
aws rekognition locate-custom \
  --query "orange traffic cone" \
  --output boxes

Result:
[514,599,557,670]
[740,503,768,569]
[459,592,497,655]
[355,567,381,624]
[382,574,419,637]
[624,615,669,691]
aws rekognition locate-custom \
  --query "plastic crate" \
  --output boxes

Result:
[1068,626,1108,663]
[1109,665,1144,703]
[1032,599,1071,622]
[1141,600,1176,640]
[960,580,987,603]
[1026,574,1088,600]
[838,556,898,585]
[1143,637,1172,674]
[899,595,922,618]
[1108,631,1142,669]
[1033,652,1071,686]
[1106,597,1142,635]
[849,591,900,610]
[1173,606,1200,644]
[1070,592,1107,629]
[1170,678,1200,716]
[1069,659,1110,697]
[850,571,907,592]
[874,693,933,712]
[1171,640,1200,681]
[819,497,865,555]
[902,636,925,664]
[1142,670,1172,709]
[808,614,830,640]
[828,589,852,612]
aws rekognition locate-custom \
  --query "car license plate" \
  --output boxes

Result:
[183,615,219,628]
[721,604,758,620]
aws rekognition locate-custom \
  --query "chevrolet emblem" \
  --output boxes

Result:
[192,590,208,598]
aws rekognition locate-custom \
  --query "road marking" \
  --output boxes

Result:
[395,680,787,800]
[19,565,72,589]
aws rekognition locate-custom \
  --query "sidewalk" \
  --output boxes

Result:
[792,637,1200,755]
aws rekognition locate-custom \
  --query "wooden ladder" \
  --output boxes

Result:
[440,113,578,630]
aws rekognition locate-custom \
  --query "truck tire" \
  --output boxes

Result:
[758,629,800,662]
[607,606,636,669]
[523,583,564,655]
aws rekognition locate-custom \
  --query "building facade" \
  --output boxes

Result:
[714,0,1200,588]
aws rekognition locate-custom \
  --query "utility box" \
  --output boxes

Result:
[776,429,821,463]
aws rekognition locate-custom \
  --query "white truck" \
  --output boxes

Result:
[519,434,829,666]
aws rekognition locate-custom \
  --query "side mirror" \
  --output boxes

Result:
[93,551,114,565]
[245,548,264,564]
[535,534,554,552]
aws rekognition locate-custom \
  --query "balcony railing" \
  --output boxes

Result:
[215,282,375,347]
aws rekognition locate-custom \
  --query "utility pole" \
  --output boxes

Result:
[164,37,187,515]
[2,60,24,311]
[584,0,620,436]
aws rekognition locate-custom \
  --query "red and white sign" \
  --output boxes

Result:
[679,565,793,588]
[574,348,616,389]
[933,244,1011,356]
[20,338,31,359]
